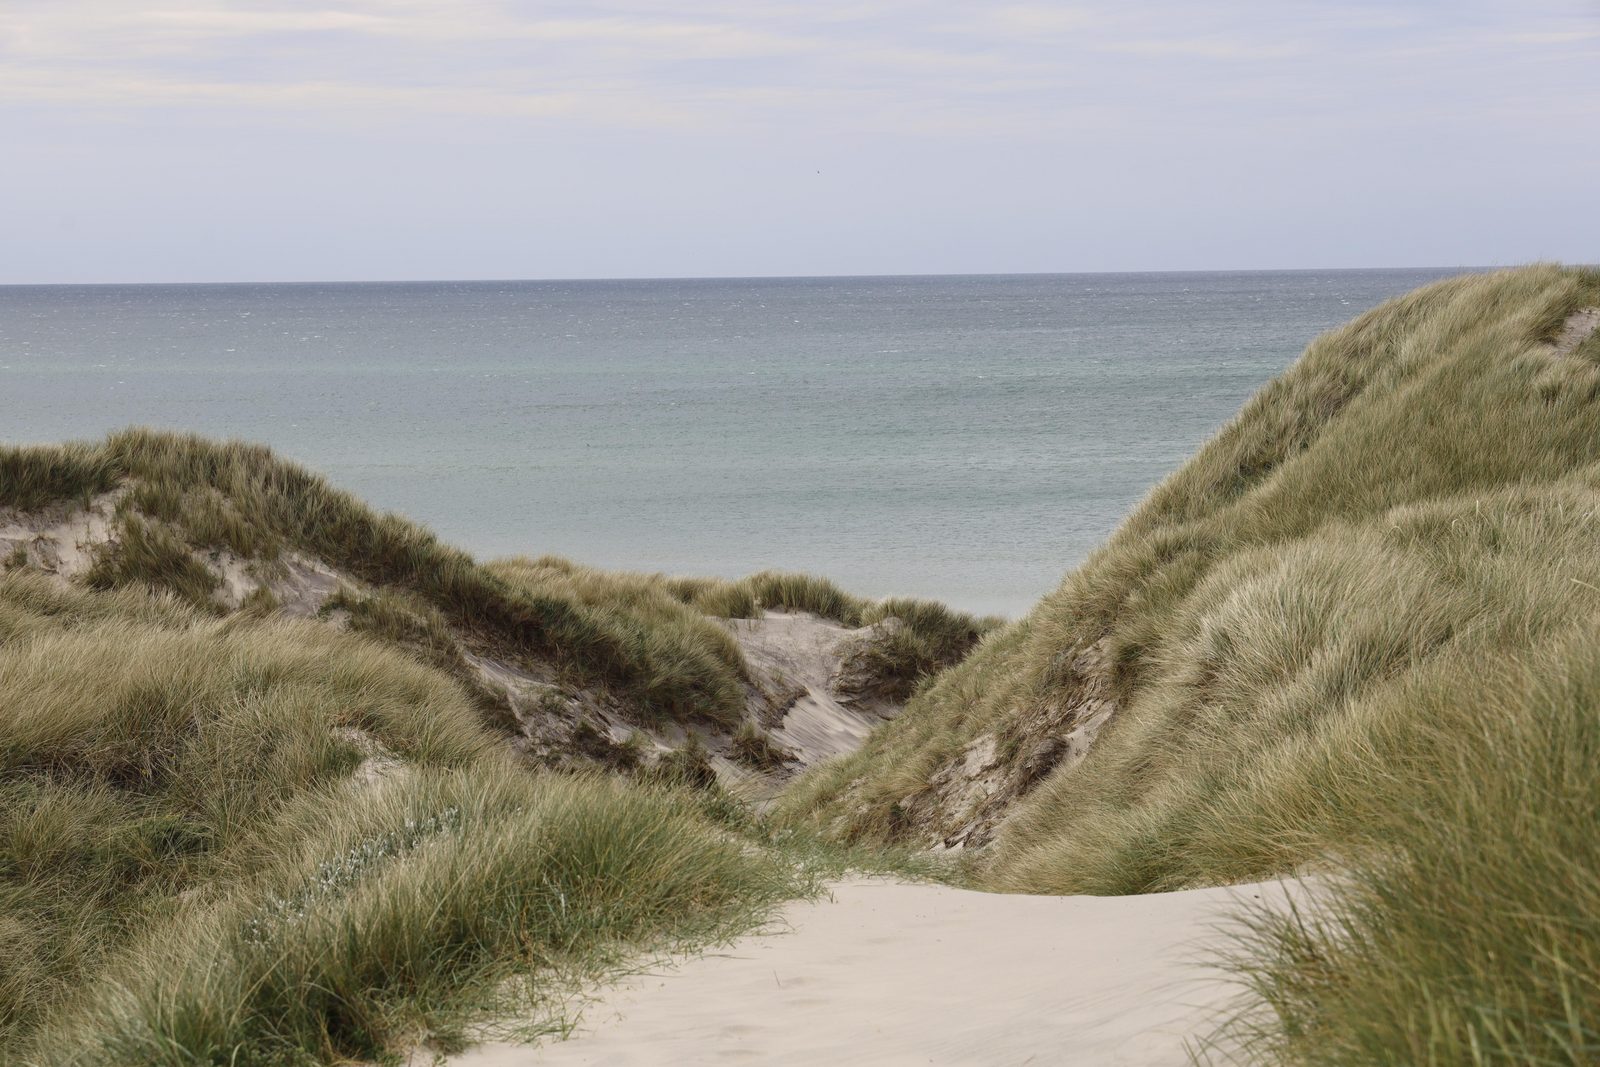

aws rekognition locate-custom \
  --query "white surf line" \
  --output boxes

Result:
[453,878,1298,1067]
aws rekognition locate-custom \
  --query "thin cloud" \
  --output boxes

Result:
[3,0,1594,131]
[1,0,1597,283]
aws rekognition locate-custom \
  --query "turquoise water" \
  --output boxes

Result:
[0,269,1465,616]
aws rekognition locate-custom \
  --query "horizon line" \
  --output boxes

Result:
[0,263,1514,289]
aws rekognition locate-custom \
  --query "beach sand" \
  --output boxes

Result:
[452,878,1292,1067]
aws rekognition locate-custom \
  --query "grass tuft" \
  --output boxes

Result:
[729,721,794,770]
[83,514,221,610]
[646,734,719,791]
[0,442,119,512]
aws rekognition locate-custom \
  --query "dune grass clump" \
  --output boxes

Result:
[739,571,864,622]
[82,513,221,611]
[1209,630,1600,1067]
[645,733,720,791]
[835,596,1003,703]
[0,572,808,1065]
[35,772,802,1067]
[322,586,517,725]
[729,721,794,770]
[0,572,491,1046]
[488,557,752,728]
[126,479,281,561]
[658,574,760,618]
[325,586,466,669]
[0,442,119,512]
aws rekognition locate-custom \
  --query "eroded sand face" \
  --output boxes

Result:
[453,878,1298,1067]
[0,488,125,580]
[725,610,900,768]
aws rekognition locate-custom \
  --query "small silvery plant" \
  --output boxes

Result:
[242,806,463,945]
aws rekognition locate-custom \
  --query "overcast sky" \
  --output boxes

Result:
[2,1,1597,283]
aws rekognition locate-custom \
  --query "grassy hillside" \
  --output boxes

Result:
[2,429,755,726]
[0,572,817,1065]
[779,264,1600,1063]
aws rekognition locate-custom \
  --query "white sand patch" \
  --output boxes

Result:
[219,550,346,616]
[452,878,1299,1067]
[725,611,899,769]
[0,487,124,580]
[1551,306,1600,358]
[331,726,408,786]
[273,552,348,617]
[211,551,260,608]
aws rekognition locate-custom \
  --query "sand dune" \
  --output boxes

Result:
[454,878,1296,1067]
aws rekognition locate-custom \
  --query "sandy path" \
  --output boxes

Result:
[454,878,1290,1067]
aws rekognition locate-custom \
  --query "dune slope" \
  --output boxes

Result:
[780,264,1600,874]
[778,263,1600,1064]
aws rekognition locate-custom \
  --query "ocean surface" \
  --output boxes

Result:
[1,269,1469,617]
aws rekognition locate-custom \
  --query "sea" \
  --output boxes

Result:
[0,269,1469,618]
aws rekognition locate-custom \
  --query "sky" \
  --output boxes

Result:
[2,1,1597,283]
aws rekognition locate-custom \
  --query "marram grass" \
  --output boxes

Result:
[28,771,806,1067]
[1202,629,1600,1067]
[0,572,810,1065]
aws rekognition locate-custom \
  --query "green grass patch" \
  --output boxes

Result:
[82,513,221,611]
[488,557,752,728]
[0,572,812,1066]
[30,771,805,1067]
